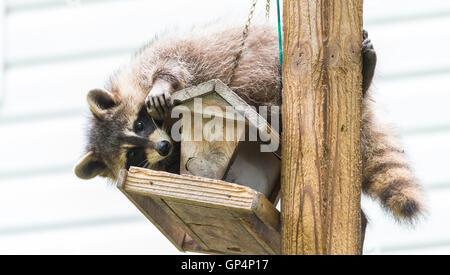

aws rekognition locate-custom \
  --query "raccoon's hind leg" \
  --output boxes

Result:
[362,30,377,96]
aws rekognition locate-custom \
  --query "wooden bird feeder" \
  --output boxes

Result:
[116,80,281,254]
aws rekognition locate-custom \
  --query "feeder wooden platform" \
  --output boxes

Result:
[117,80,281,255]
[117,167,280,254]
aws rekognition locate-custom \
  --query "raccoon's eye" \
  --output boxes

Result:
[127,150,136,159]
[135,121,144,132]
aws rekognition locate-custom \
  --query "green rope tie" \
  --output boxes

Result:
[276,0,282,70]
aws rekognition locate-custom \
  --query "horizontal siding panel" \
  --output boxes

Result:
[0,55,129,120]
[0,1,4,108]
[4,0,265,64]
[403,131,450,185]
[5,1,450,78]
[366,17,450,77]
[0,117,86,174]
[364,0,450,23]
[6,1,147,63]
[363,187,450,254]
[5,0,125,12]
[0,173,137,228]
[383,245,450,255]
[370,73,450,133]
[0,219,183,254]
[6,0,70,8]
[7,0,450,22]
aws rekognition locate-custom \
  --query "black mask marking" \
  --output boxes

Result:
[125,147,148,170]
[134,107,157,137]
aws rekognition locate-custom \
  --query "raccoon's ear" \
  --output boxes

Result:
[87,88,117,119]
[74,151,106,180]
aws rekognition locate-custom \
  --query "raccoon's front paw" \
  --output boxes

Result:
[362,30,377,95]
[145,81,173,118]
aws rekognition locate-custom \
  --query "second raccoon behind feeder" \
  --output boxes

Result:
[74,23,424,224]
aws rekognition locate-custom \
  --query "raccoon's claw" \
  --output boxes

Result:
[145,89,173,118]
[363,29,368,40]
[362,30,377,95]
[362,36,375,54]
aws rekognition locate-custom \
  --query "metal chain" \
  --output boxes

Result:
[228,0,258,86]
[243,0,257,41]
[228,0,272,86]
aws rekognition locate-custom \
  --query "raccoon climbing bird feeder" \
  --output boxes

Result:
[117,80,281,254]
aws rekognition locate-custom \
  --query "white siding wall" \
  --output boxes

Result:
[0,0,448,254]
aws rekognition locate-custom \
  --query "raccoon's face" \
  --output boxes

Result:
[74,88,173,181]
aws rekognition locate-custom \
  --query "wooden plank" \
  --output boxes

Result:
[240,213,281,254]
[123,167,256,210]
[119,167,281,255]
[253,193,280,233]
[154,198,209,252]
[166,201,268,254]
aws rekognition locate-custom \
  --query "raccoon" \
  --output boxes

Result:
[74,23,424,224]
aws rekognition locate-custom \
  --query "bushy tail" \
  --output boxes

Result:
[361,107,424,222]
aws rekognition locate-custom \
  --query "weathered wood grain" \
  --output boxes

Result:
[178,94,245,179]
[118,167,281,254]
[281,0,363,255]
[124,167,256,210]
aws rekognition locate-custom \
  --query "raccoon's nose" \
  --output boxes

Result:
[156,140,171,157]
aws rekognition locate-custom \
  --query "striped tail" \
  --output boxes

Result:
[361,107,424,223]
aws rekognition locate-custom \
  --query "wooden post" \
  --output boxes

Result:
[281,0,364,254]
